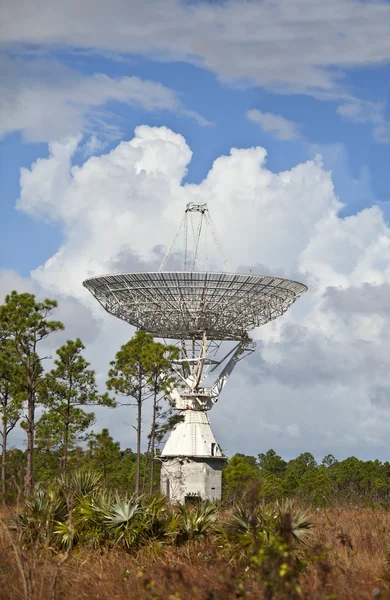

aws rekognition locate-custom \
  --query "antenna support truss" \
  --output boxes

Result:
[159,202,230,272]
[185,202,208,213]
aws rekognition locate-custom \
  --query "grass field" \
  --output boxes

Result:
[1,505,390,600]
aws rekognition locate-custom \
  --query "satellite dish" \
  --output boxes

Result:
[83,203,307,503]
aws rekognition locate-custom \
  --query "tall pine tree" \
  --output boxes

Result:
[38,338,115,474]
[0,291,64,495]
[107,330,178,495]
[0,340,26,495]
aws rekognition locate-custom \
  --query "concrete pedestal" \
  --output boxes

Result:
[160,409,224,503]
[160,456,223,503]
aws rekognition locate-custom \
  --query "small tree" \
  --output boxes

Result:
[0,291,64,495]
[107,330,178,495]
[38,338,115,475]
[144,344,179,495]
[35,408,95,466]
[88,428,122,487]
[0,341,25,495]
[223,454,260,502]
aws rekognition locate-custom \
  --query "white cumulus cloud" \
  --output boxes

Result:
[4,125,390,460]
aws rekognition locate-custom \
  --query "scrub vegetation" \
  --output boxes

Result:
[1,481,390,599]
[2,291,390,598]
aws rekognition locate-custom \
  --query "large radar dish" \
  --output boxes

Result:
[82,271,307,341]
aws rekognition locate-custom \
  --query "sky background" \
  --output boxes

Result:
[2,0,390,462]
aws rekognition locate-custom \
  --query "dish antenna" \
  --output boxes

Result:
[83,203,307,502]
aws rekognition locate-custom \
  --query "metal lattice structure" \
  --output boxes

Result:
[82,271,307,341]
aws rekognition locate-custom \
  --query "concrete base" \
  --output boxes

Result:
[160,456,223,503]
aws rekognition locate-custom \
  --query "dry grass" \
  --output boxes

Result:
[301,507,390,599]
[1,506,390,599]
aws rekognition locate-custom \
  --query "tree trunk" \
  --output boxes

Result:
[62,401,70,476]
[1,416,7,496]
[149,387,158,496]
[24,386,35,496]
[135,384,142,496]
[142,436,151,495]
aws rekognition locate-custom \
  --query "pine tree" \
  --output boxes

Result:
[37,338,115,474]
[144,343,179,495]
[88,428,121,487]
[0,340,25,495]
[0,291,64,495]
[107,330,178,495]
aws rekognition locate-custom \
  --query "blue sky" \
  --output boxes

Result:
[3,0,390,459]
[3,32,390,275]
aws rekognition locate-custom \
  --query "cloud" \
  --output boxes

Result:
[337,101,380,124]
[5,125,390,460]
[337,99,390,143]
[372,123,390,144]
[82,136,109,157]
[0,56,210,143]
[3,0,390,97]
[247,109,301,141]
[3,1,390,144]
[17,126,337,297]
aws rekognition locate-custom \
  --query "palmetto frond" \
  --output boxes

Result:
[176,501,218,541]
[75,496,100,526]
[141,495,173,542]
[163,513,182,541]
[224,500,313,554]
[143,495,168,520]
[274,500,313,544]
[69,470,103,498]
[225,503,254,536]
[53,520,77,549]
[102,498,144,548]
[13,485,68,548]
[104,499,142,528]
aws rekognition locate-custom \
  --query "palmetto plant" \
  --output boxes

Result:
[13,485,67,549]
[223,500,313,599]
[63,470,103,499]
[13,471,189,552]
[15,471,314,560]
[176,501,219,542]
[103,498,144,548]
[273,500,313,544]
[223,502,268,555]
[224,500,313,551]
[54,471,108,549]
[224,502,259,536]
[53,520,76,550]
[141,495,177,544]
[13,471,104,550]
